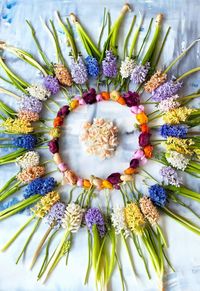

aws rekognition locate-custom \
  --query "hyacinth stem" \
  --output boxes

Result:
[0,100,16,116]
[1,216,35,252]
[84,231,92,285]
[98,8,108,50]
[123,14,136,59]
[30,226,53,270]
[0,87,21,100]
[115,252,125,291]
[16,218,41,264]
[129,14,143,58]
[42,229,70,283]
[153,26,171,68]
[141,14,163,65]
[164,38,200,74]
[179,93,200,101]
[177,66,200,82]
[0,174,16,194]
[0,148,25,164]
[156,224,167,247]
[37,228,59,280]
[0,181,22,202]
[0,43,48,76]
[26,21,53,73]
[165,185,200,203]
[162,207,200,235]
[121,232,137,277]
[0,194,41,220]
[0,57,29,89]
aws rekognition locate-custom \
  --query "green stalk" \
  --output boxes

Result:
[141,14,163,65]
[26,20,52,72]
[84,231,92,284]
[177,67,200,82]
[0,174,16,194]
[123,15,136,59]
[129,14,143,58]
[1,216,35,251]
[164,38,200,74]
[163,207,200,235]
[137,18,153,59]
[0,87,21,100]
[0,182,22,202]
[153,26,171,68]
[121,232,136,277]
[30,226,53,270]
[98,8,108,50]
[0,43,47,76]
[0,57,30,88]
[0,100,16,115]
[92,224,100,273]
[55,11,78,60]
[16,218,41,264]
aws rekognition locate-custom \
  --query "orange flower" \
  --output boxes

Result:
[140,124,149,133]
[136,112,148,124]
[117,96,126,105]
[53,116,63,127]
[143,145,153,158]
[124,167,138,175]
[102,179,113,189]
[101,91,110,100]
[83,179,92,188]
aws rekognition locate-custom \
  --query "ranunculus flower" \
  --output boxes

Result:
[107,172,122,185]
[57,105,70,117]
[131,105,144,114]
[123,91,140,107]
[48,139,59,154]
[82,88,97,104]
[133,149,145,160]
[130,158,139,168]
[139,133,151,147]
[53,116,64,127]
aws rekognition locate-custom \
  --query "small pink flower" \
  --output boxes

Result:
[139,157,148,166]
[131,105,144,114]
[96,94,103,102]
[77,178,83,187]
[133,149,145,160]
[79,98,86,105]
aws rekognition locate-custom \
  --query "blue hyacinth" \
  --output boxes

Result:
[24,177,56,199]
[13,134,37,150]
[160,124,188,138]
[148,184,167,207]
[85,56,99,77]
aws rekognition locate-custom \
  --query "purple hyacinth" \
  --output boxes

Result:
[130,63,150,84]
[151,80,182,101]
[102,50,117,78]
[13,134,37,150]
[160,166,182,187]
[85,207,106,238]
[123,91,140,107]
[24,177,56,199]
[19,96,43,113]
[82,88,97,104]
[71,56,88,84]
[85,56,99,77]
[43,76,60,95]
[148,184,167,207]
[107,173,122,185]
[46,202,66,228]
[160,124,188,138]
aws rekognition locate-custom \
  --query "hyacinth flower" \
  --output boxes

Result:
[163,106,200,127]
[1,192,60,265]
[144,38,200,93]
[0,176,56,221]
[119,183,170,287]
[84,207,117,289]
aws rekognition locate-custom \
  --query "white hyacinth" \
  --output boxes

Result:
[62,203,84,233]
[27,84,51,101]
[16,151,40,169]
[157,95,180,113]
[165,151,189,171]
[120,57,135,79]
[111,206,130,237]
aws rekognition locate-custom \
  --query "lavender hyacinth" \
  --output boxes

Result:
[19,96,43,113]
[102,50,117,78]
[151,80,182,101]
[160,166,182,187]
[130,63,150,84]
[71,56,88,84]
[85,207,106,238]
[43,76,60,95]
[46,202,66,228]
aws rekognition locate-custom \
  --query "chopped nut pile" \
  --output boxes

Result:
[81,118,119,159]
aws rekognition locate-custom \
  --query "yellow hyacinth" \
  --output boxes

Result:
[165,137,194,155]
[32,191,60,218]
[1,118,33,133]
[163,107,196,124]
[124,202,145,234]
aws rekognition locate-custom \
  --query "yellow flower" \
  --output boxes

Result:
[163,107,196,124]
[1,118,33,133]
[32,191,60,218]
[165,137,194,155]
[124,202,145,234]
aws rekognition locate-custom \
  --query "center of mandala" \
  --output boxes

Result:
[81,118,119,159]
